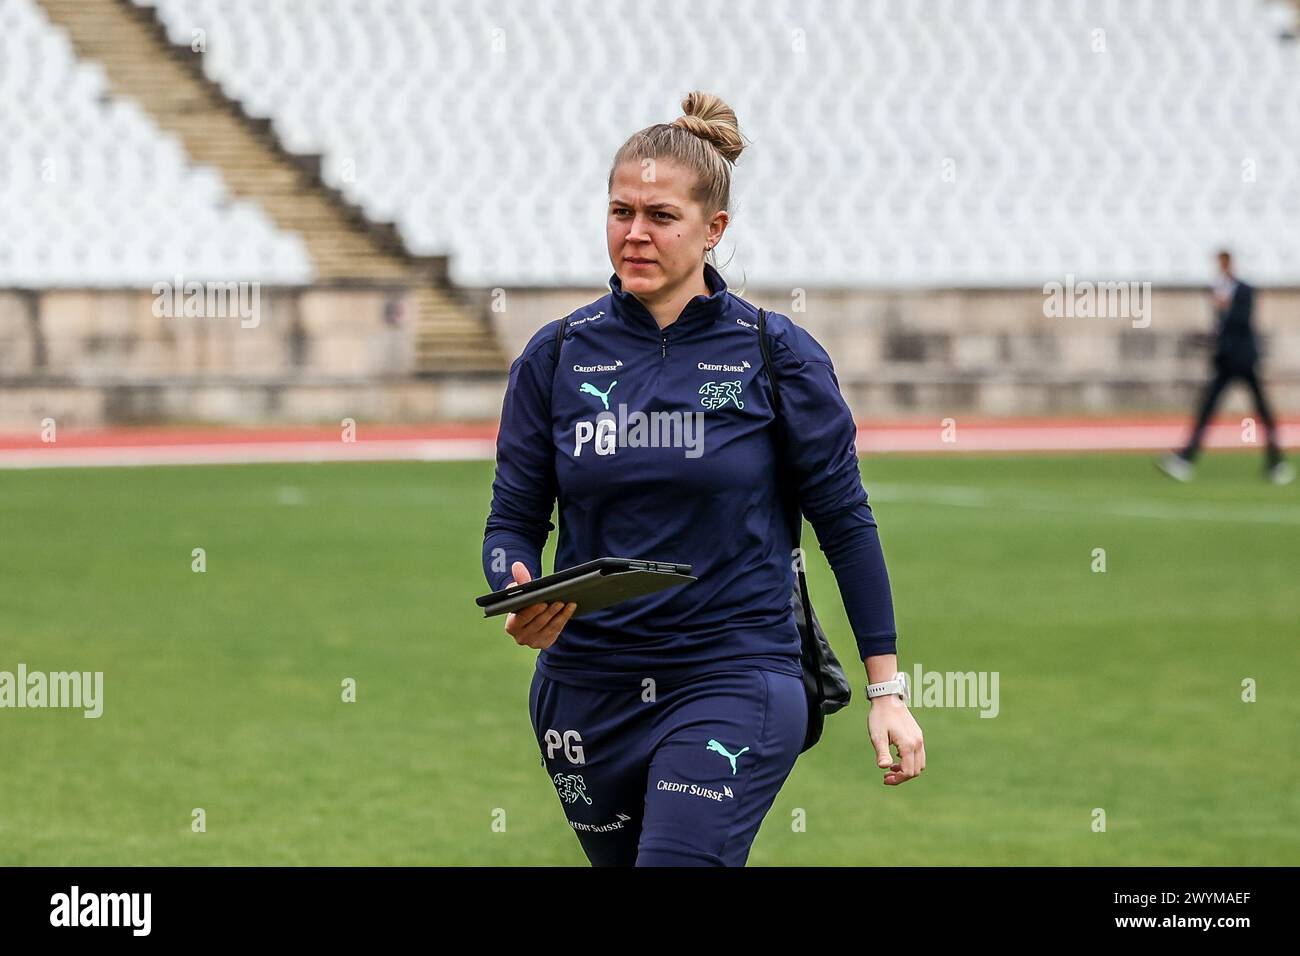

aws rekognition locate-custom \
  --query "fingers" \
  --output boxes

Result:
[869,726,891,769]
[901,739,916,779]
[505,601,555,640]
[507,599,554,631]
[528,602,578,650]
[513,602,567,648]
[506,602,578,649]
[882,733,926,786]
[531,602,578,650]
[869,705,926,786]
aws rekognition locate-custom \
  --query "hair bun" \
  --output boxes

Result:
[672,91,746,164]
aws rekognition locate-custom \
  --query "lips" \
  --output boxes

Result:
[625,257,656,265]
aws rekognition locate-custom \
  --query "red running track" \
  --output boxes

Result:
[0,417,1294,469]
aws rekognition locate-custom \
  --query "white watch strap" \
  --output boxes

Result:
[866,671,909,701]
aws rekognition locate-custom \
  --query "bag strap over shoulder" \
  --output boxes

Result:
[757,308,781,416]
[552,316,566,371]
[545,318,567,499]
[758,308,799,544]
[759,309,829,704]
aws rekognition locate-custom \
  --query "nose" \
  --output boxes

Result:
[625,211,652,243]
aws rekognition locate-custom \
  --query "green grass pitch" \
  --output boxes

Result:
[0,452,1296,865]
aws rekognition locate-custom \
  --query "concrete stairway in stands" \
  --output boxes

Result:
[39,0,506,373]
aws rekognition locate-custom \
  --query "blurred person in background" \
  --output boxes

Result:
[1158,250,1293,484]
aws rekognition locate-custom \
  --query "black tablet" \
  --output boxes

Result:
[476,557,695,618]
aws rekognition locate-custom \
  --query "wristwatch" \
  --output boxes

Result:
[866,671,909,704]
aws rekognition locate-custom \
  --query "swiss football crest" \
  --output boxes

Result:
[699,381,744,410]
[552,773,593,805]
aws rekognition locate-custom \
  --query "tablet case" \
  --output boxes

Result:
[478,560,696,618]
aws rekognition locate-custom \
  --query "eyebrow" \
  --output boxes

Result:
[609,199,681,211]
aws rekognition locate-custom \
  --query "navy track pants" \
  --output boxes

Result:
[529,666,807,866]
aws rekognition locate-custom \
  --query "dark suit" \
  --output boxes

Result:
[1214,280,1259,369]
[1180,278,1281,465]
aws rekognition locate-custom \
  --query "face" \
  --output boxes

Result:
[1218,253,1232,275]
[607,158,727,302]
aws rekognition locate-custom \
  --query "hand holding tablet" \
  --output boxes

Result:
[499,562,578,650]
[479,557,697,639]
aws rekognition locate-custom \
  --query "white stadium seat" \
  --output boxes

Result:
[6,0,1300,288]
[0,0,313,287]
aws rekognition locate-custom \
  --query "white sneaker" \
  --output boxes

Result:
[1268,461,1295,486]
[1156,454,1194,482]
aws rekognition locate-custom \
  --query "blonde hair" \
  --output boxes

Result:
[607,91,747,219]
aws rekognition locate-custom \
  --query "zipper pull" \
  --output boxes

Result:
[661,334,667,357]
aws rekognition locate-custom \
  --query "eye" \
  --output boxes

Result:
[610,208,674,220]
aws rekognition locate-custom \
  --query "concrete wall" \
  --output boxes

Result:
[0,285,501,427]
[482,284,1300,417]
[3,283,1298,426]
[0,286,411,379]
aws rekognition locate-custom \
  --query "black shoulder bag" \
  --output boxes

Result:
[757,308,853,753]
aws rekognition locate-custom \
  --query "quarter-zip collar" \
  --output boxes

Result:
[608,262,729,338]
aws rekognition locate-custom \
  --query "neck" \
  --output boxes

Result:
[636,271,711,330]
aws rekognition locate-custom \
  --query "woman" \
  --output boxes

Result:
[482,91,924,867]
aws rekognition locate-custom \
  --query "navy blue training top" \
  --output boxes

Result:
[482,262,897,688]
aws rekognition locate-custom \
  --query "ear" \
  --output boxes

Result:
[708,209,730,246]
